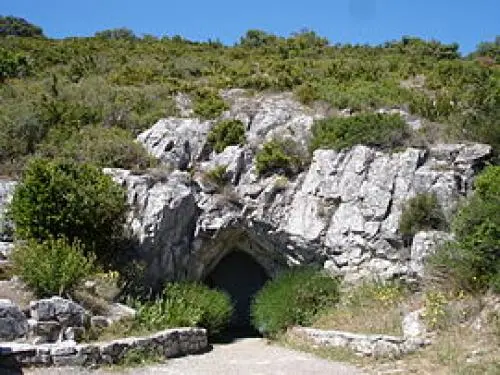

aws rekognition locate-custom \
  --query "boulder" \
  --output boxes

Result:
[0,299,28,341]
[30,297,87,327]
[402,309,426,338]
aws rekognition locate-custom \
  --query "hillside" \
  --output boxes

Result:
[1,17,499,176]
[0,17,499,374]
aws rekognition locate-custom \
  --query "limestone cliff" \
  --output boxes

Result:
[106,91,492,287]
[0,91,492,288]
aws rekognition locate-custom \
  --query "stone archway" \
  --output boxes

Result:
[204,250,270,329]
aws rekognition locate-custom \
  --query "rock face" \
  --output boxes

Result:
[106,91,492,288]
[0,299,28,341]
[0,91,492,288]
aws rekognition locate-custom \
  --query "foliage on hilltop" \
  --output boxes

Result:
[0,19,499,176]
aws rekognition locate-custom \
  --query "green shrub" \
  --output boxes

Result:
[255,139,305,177]
[9,159,127,262]
[207,119,246,153]
[39,126,155,170]
[428,166,500,292]
[251,268,340,337]
[399,193,448,239]
[205,165,228,187]
[192,89,228,119]
[134,282,233,336]
[0,48,31,82]
[11,237,95,297]
[310,113,411,151]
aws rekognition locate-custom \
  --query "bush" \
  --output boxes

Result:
[9,159,127,262]
[428,166,500,292]
[399,193,447,239]
[294,83,320,104]
[207,119,246,153]
[134,282,233,336]
[310,113,411,151]
[39,126,155,170]
[255,139,305,177]
[204,165,228,187]
[11,237,95,297]
[192,89,228,119]
[251,268,340,337]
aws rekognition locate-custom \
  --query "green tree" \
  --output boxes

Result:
[94,28,137,40]
[9,159,128,262]
[0,16,44,37]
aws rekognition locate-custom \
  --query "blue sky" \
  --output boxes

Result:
[3,0,499,53]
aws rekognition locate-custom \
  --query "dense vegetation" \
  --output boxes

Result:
[255,139,306,176]
[207,119,246,153]
[399,193,448,239]
[251,268,340,337]
[9,159,127,263]
[429,166,500,292]
[0,18,498,175]
[131,282,233,336]
[12,237,95,297]
[310,113,410,151]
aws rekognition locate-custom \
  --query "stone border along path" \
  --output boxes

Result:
[22,337,367,375]
[290,327,431,359]
[0,328,207,367]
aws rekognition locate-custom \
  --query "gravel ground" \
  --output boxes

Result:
[22,338,366,375]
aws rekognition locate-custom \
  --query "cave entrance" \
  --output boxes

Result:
[204,251,270,334]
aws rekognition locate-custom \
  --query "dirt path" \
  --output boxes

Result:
[23,338,366,375]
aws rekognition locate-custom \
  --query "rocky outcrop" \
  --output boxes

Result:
[111,109,491,286]
[0,327,207,367]
[0,91,492,288]
[0,180,16,242]
[409,231,453,278]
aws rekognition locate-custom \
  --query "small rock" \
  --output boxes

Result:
[107,303,136,324]
[402,309,426,338]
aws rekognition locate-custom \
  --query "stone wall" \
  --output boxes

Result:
[290,327,430,359]
[0,327,207,367]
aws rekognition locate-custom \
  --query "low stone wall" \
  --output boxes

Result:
[290,327,430,359]
[0,327,207,367]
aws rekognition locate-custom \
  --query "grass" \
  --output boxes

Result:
[313,281,407,336]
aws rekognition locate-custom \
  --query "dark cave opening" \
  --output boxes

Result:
[204,250,270,335]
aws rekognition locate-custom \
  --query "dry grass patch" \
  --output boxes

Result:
[369,319,500,375]
[284,288,500,375]
[313,281,407,336]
